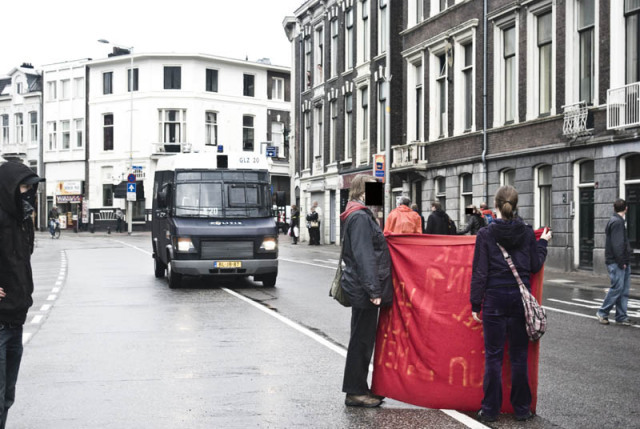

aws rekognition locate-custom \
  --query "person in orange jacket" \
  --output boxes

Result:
[384,196,422,234]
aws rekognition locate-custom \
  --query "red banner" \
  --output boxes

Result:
[372,233,544,413]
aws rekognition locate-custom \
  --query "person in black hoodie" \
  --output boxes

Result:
[0,160,44,428]
[425,201,456,235]
[458,205,487,236]
[470,185,552,423]
[340,174,393,408]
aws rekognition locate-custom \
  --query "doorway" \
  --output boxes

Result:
[578,187,594,269]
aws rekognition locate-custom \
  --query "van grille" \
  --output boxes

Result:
[200,241,254,260]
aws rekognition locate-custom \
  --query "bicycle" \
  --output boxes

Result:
[49,219,61,239]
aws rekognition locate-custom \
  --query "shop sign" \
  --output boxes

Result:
[57,181,82,195]
[56,195,82,204]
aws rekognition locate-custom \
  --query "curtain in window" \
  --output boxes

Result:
[626,0,640,83]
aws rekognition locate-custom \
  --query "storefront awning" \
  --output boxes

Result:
[114,181,145,199]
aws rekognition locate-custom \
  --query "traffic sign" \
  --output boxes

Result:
[374,154,385,181]
[127,174,136,183]
[127,183,136,202]
[266,146,277,157]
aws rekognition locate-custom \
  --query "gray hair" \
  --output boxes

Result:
[399,196,412,207]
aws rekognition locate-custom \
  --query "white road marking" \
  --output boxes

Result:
[55,281,62,286]
[22,333,32,345]
[31,315,43,324]
[441,410,490,429]
[52,287,60,293]
[547,279,576,284]
[47,295,57,301]
[280,257,335,270]
[547,298,599,309]
[544,306,640,328]
[40,305,51,312]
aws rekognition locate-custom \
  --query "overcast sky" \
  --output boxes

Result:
[0,0,303,75]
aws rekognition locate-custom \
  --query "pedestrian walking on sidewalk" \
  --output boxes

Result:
[596,199,635,326]
[115,208,124,233]
[306,202,321,245]
[470,185,552,423]
[0,160,44,429]
[340,175,393,408]
[290,204,300,244]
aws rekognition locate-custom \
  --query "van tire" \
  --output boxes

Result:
[261,273,277,288]
[167,261,182,289]
[154,255,166,278]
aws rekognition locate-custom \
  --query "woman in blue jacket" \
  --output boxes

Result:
[470,186,552,422]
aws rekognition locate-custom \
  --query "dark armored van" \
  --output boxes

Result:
[151,153,278,288]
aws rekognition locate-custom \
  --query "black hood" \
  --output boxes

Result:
[487,217,529,251]
[0,160,42,220]
[432,209,448,219]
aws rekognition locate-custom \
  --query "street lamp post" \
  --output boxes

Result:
[98,39,134,235]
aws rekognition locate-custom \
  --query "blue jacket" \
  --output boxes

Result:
[604,214,631,268]
[470,218,548,313]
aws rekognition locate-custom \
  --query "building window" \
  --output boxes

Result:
[501,168,516,186]
[164,66,181,90]
[626,0,640,83]
[305,37,312,89]
[314,104,323,159]
[103,184,114,207]
[1,115,8,145]
[436,54,447,138]
[47,81,57,101]
[61,120,70,149]
[409,59,423,142]
[30,111,37,144]
[73,77,84,99]
[435,176,446,210]
[16,81,23,95]
[128,68,139,92]
[272,121,284,148]
[159,109,186,145]
[344,93,353,160]
[330,100,338,162]
[60,79,70,99]
[206,69,218,92]
[537,165,552,228]
[304,111,311,168]
[361,0,370,63]
[346,8,355,70]
[74,118,84,148]
[243,74,255,97]
[103,72,113,94]
[272,77,284,101]
[205,112,218,146]
[537,12,552,115]
[242,115,254,151]
[455,41,474,133]
[15,113,23,144]
[47,121,56,150]
[315,26,324,86]
[504,26,517,122]
[331,19,339,77]
[359,86,369,164]
[578,0,595,104]
[379,0,388,54]
[460,173,472,226]
[103,114,113,151]
[410,0,423,25]
[378,81,387,152]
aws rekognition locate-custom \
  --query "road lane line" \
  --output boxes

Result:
[52,287,60,293]
[31,315,43,324]
[544,306,640,328]
[22,333,32,345]
[547,299,599,309]
[441,410,489,429]
[40,305,51,312]
[46,295,57,301]
[279,257,335,270]
[112,239,153,256]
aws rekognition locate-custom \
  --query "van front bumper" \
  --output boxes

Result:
[171,259,278,276]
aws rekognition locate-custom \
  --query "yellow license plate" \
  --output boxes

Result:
[214,261,242,268]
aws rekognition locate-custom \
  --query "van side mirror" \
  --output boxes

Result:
[157,185,171,208]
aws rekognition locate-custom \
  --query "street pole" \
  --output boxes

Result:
[383,0,391,220]
[128,51,134,235]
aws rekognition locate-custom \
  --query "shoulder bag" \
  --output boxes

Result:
[329,223,351,307]
[496,243,547,341]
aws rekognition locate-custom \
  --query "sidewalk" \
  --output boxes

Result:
[280,235,640,300]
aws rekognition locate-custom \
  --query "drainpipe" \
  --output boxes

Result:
[383,0,392,220]
[482,0,488,202]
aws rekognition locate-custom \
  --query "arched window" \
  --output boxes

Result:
[535,165,552,228]
[501,168,516,186]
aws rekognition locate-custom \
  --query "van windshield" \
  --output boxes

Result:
[174,182,270,218]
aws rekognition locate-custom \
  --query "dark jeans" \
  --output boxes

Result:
[0,324,23,429]
[481,287,531,417]
[308,225,321,245]
[342,307,379,395]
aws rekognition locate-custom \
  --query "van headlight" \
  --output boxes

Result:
[259,237,277,252]
[176,237,196,253]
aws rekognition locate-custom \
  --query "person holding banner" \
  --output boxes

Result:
[340,175,393,408]
[470,185,552,423]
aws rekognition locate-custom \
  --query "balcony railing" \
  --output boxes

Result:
[151,142,192,155]
[0,142,28,156]
[392,141,428,169]
[562,101,592,138]
[607,82,640,130]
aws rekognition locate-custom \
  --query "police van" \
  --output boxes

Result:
[151,152,278,288]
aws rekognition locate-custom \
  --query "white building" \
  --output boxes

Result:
[42,51,292,231]
[0,64,45,227]
[42,59,89,230]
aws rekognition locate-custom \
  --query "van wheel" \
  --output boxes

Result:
[167,261,182,289]
[154,255,166,278]
[261,273,277,288]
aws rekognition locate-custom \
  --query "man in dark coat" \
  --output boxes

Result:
[425,201,456,235]
[0,160,44,428]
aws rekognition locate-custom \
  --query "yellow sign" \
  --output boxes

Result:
[214,261,242,268]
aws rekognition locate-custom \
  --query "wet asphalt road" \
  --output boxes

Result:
[10,231,640,428]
